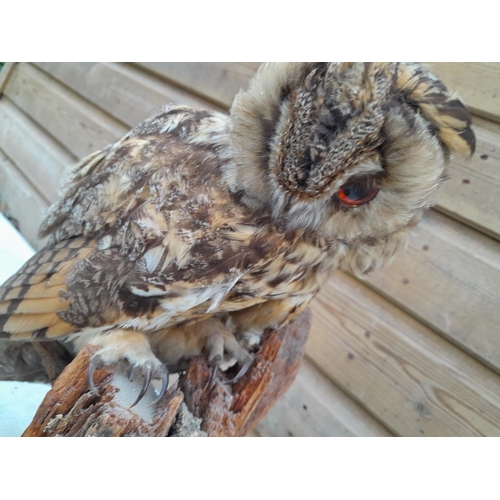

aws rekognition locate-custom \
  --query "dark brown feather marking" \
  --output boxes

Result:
[439,99,473,126]
[6,299,22,314]
[119,288,160,317]
[0,315,10,332]
[31,327,48,339]
[458,127,476,155]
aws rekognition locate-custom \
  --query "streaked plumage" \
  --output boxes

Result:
[0,63,475,402]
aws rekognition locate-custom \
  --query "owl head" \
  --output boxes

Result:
[228,62,475,275]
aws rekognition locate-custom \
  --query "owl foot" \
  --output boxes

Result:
[202,323,254,386]
[151,318,255,385]
[225,359,252,384]
[85,329,169,407]
[87,353,169,408]
[129,364,169,408]
[209,359,251,387]
[208,355,253,387]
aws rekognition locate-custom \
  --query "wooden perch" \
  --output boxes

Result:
[22,310,310,437]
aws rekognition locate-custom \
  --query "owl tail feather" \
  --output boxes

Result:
[0,237,94,340]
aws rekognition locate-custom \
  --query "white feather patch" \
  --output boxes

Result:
[206,273,242,313]
[129,285,168,297]
[143,246,165,273]
[160,113,186,134]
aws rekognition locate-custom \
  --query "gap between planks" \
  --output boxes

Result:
[308,271,500,436]
[255,357,392,437]
[0,149,49,250]
[0,96,76,203]
[3,63,128,159]
[33,62,225,127]
[131,62,260,109]
[0,63,18,95]
[359,210,500,375]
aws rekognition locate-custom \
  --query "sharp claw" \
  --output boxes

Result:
[209,361,220,387]
[148,371,169,408]
[225,360,252,385]
[130,367,152,408]
[88,361,97,393]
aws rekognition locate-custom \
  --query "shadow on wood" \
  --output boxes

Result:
[22,310,310,437]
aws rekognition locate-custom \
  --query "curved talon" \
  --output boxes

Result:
[209,361,220,387]
[148,371,169,408]
[88,361,97,393]
[225,360,252,385]
[130,367,152,408]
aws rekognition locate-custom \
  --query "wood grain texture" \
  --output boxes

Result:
[256,358,392,436]
[22,345,186,437]
[3,63,127,159]
[428,63,500,123]
[436,115,500,240]
[34,62,224,128]
[363,210,500,373]
[0,97,75,203]
[0,63,18,95]
[134,62,260,108]
[22,311,310,437]
[181,311,310,436]
[308,271,500,436]
[0,149,48,250]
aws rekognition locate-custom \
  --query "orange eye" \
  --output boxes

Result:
[337,182,379,206]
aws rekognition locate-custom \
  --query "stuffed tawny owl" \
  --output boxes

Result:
[0,63,475,406]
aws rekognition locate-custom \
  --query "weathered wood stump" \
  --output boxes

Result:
[22,310,310,437]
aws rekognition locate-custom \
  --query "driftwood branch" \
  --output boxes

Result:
[22,310,310,437]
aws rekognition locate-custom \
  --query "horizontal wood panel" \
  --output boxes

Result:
[308,272,500,436]
[436,115,500,241]
[135,62,260,108]
[0,150,48,250]
[139,63,500,121]
[428,63,500,124]
[363,210,500,372]
[4,63,127,159]
[0,97,75,203]
[34,62,224,128]
[256,358,392,436]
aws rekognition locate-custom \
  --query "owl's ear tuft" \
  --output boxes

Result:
[396,65,476,159]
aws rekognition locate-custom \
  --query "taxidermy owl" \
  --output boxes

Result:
[0,63,475,406]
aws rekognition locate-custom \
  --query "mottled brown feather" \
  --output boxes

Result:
[0,64,475,374]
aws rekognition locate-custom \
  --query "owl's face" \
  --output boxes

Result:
[229,62,475,275]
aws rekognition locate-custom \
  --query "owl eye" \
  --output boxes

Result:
[337,182,379,206]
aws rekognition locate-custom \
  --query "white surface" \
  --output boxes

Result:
[0,381,51,437]
[0,213,35,284]
[0,213,50,437]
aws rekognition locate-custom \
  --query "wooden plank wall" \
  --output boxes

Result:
[0,62,499,436]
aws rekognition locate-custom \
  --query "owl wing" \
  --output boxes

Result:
[0,105,284,340]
